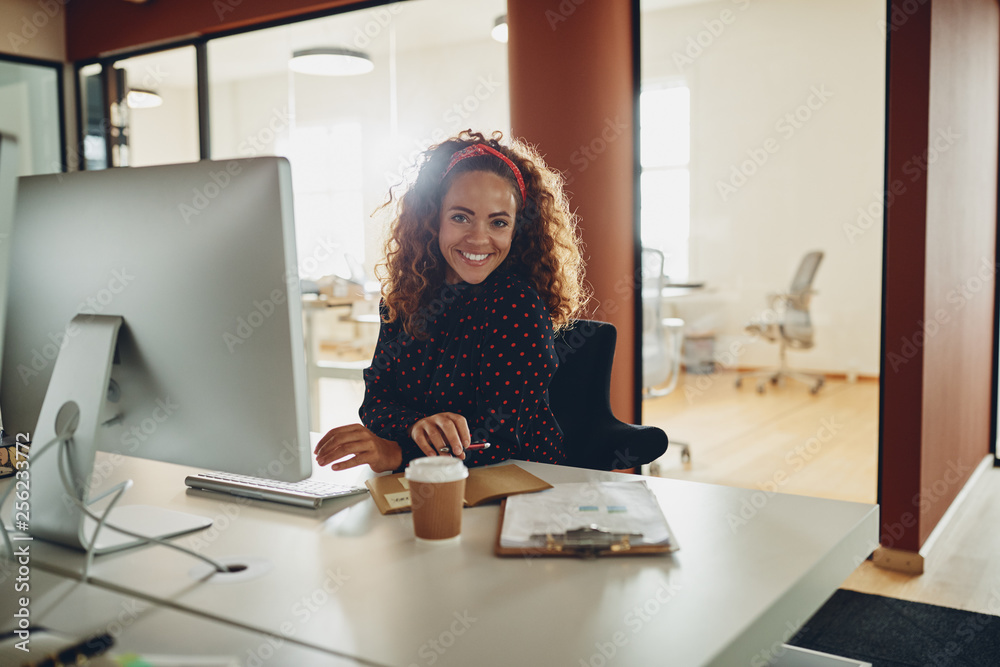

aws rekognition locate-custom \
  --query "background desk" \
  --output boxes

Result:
[6,455,877,667]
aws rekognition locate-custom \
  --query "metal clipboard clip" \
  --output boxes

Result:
[530,524,645,559]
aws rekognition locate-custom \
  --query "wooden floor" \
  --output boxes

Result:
[643,369,1000,616]
[319,369,1000,616]
[642,370,879,504]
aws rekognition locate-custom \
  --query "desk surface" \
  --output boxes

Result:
[9,455,877,667]
[0,567,361,665]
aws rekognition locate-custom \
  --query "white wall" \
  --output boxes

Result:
[209,36,509,279]
[642,0,885,376]
[128,84,200,167]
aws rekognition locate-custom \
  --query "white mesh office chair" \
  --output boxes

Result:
[735,250,825,395]
[641,247,691,465]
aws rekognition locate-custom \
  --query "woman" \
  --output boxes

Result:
[315,131,586,473]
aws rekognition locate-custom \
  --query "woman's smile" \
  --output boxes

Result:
[438,170,517,285]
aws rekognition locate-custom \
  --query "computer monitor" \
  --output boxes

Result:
[1,157,311,485]
[0,133,18,406]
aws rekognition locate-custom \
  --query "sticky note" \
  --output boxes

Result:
[385,491,411,509]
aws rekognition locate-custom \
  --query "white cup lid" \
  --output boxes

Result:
[405,456,469,483]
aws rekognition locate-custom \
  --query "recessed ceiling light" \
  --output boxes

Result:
[289,48,374,76]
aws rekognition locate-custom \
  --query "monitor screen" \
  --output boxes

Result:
[1,157,311,482]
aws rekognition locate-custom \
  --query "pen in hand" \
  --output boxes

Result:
[438,442,491,455]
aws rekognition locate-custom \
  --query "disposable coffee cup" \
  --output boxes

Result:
[405,457,469,541]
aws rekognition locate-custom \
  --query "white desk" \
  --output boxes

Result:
[6,454,878,667]
[0,566,362,665]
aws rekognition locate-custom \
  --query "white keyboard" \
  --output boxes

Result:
[185,471,368,508]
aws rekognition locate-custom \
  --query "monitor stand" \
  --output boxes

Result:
[26,314,212,554]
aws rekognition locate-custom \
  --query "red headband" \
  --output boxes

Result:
[441,144,527,202]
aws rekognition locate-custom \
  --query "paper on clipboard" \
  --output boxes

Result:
[499,481,678,550]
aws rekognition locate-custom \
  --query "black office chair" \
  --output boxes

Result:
[548,320,669,471]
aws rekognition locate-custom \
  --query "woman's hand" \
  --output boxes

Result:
[314,424,402,473]
[409,412,471,460]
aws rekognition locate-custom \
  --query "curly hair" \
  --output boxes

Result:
[377,130,587,337]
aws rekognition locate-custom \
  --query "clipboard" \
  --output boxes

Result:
[493,481,679,558]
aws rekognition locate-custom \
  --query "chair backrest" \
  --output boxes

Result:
[549,320,615,450]
[782,251,823,347]
[640,247,671,388]
[789,251,823,295]
[640,246,666,328]
[549,320,669,470]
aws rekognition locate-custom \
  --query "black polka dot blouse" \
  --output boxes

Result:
[360,267,566,469]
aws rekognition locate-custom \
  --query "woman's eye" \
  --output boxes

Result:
[492,219,510,228]
[451,214,468,223]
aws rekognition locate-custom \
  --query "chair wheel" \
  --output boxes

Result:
[756,382,766,394]
[770,376,779,385]
[735,378,742,388]
[680,445,691,464]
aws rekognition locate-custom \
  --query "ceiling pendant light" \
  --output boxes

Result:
[492,15,508,43]
[126,88,163,108]
[289,48,374,76]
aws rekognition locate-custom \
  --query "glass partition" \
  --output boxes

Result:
[112,47,200,167]
[0,56,62,175]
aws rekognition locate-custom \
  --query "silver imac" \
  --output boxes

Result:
[0,133,18,401]
[1,157,311,551]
